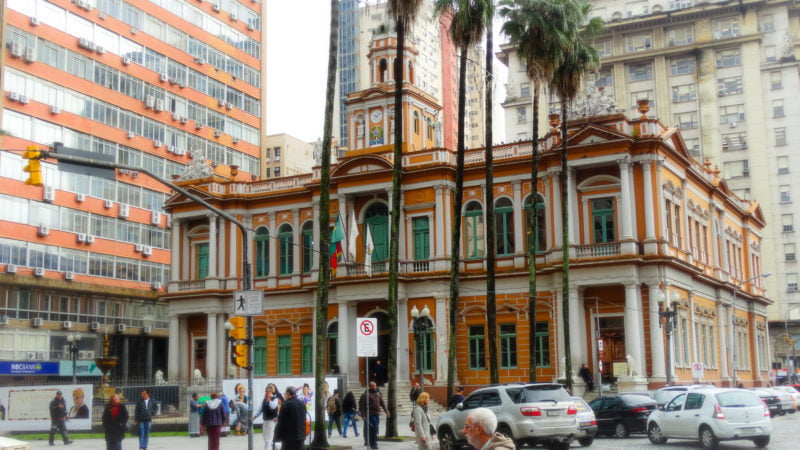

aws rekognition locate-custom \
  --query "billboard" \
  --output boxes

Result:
[221,377,339,425]
[0,384,94,432]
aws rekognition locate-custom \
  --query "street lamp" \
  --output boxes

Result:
[731,272,772,388]
[410,304,431,391]
[66,333,81,384]
[656,289,680,386]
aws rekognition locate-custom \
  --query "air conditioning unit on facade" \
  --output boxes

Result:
[126,131,135,139]
[122,56,131,65]
[44,186,56,202]
[96,45,105,54]
[18,95,29,104]
[230,13,238,22]
[62,321,72,329]
[142,246,153,256]
[247,23,254,31]
[212,3,221,12]
[24,47,36,63]
[64,272,75,281]
[116,324,126,333]
[79,350,95,359]
[5,264,17,274]
[143,326,153,334]
[159,73,168,83]
[154,99,165,112]
[135,243,144,252]
[151,282,162,290]
[8,91,20,101]
[119,204,130,218]
[34,267,45,277]
[76,0,93,11]
[151,211,162,225]
[214,130,223,138]
[195,123,204,130]
[77,38,96,51]
[30,17,40,26]
[85,235,95,244]
[154,140,163,148]
[38,225,50,236]
[104,199,113,208]
[9,42,22,58]
[226,102,233,110]
[32,318,44,327]
[729,121,737,128]
[145,95,155,109]
[25,351,37,360]
[50,105,61,114]
[77,233,87,243]
[90,322,101,331]
[180,116,188,124]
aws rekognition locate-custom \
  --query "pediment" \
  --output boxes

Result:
[332,154,393,177]
[566,124,629,147]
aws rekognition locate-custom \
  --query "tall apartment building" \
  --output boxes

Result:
[335,0,486,151]
[0,0,264,382]
[263,134,316,179]
[499,0,800,371]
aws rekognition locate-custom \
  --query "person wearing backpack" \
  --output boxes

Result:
[411,392,434,450]
[326,389,343,437]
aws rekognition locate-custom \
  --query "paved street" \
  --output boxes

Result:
[23,412,800,449]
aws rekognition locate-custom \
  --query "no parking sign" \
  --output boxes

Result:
[692,362,705,380]
[357,318,378,357]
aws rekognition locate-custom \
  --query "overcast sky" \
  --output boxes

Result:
[265,1,507,144]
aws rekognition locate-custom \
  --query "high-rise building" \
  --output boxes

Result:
[0,0,264,382]
[498,0,800,372]
[263,134,316,179]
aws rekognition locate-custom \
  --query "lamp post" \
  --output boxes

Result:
[656,289,680,386]
[410,305,431,391]
[731,272,772,388]
[66,333,81,384]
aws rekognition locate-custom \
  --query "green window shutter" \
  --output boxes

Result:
[302,223,313,273]
[535,321,550,367]
[279,225,293,275]
[277,335,291,375]
[496,200,514,256]
[499,323,517,368]
[255,228,269,277]
[465,202,484,258]
[254,336,266,376]
[591,198,616,243]
[301,334,313,374]
[197,243,209,279]
[412,217,430,261]
[468,325,486,369]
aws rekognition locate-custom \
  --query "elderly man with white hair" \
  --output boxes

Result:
[462,407,516,449]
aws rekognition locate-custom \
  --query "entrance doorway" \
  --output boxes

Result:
[359,311,390,386]
[597,316,625,384]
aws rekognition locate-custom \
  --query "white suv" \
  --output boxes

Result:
[646,388,771,449]
[435,383,579,450]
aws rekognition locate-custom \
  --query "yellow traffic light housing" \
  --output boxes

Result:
[229,316,246,340]
[234,343,249,368]
[22,146,43,186]
[227,316,248,368]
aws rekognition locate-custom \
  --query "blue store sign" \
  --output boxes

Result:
[0,361,59,375]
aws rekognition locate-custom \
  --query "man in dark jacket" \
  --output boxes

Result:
[448,386,464,410]
[359,382,389,449]
[275,386,306,450]
[49,391,73,445]
[133,389,158,450]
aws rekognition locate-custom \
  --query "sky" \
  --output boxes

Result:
[265,1,508,144]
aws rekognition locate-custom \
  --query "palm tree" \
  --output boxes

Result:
[386,0,423,438]
[550,0,604,392]
[499,0,571,383]
[310,1,339,448]
[434,0,494,401]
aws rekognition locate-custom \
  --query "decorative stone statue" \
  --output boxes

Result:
[192,368,204,386]
[154,369,165,385]
[626,354,640,377]
[179,160,214,181]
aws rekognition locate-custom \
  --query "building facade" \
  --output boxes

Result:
[0,0,264,382]
[500,0,800,375]
[263,134,316,180]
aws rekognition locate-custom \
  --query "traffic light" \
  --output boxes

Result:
[22,146,43,186]
[228,316,248,368]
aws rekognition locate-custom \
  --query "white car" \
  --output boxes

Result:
[647,388,771,449]
[571,397,597,447]
[773,385,800,411]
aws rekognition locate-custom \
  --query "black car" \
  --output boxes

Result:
[588,393,658,438]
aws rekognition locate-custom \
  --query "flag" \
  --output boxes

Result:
[347,208,359,261]
[364,224,374,277]
[330,214,345,276]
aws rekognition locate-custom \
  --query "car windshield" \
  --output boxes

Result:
[716,391,762,407]
[507,385,570,403]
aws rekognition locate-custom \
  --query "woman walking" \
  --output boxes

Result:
[201,392,228,450]
[411,392,434,450]
[189,392,201,437]
[341,391,359,438]
[102,394,128,450]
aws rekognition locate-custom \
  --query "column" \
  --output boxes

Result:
[717,300,730,379]
[512,180,523,254]
[218,220,227,278]
[217,314,226,381]
[648,284,666,380]
[397,297,410,383]
[229,220,238,283]
[179,317,189,382]
[267,213,277,280]
[618,159,633,239]
[435,296,448,381]
[122,336,129,383]
[681,179,690,252]
[641,161,656,240]
[207,313,218,381]
[623,283,644,375]
[346,303,359,377]
[146,337,153,383]
[338,301,351,377]
[208,214,218,278]
[168,316,179,380]
[568,286,586,366]
[170,219,180,282]
[581,198,590,244]
[399,191,406,258]
[434,186,445,258]
[555,288,566,378]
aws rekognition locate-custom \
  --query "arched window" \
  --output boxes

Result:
[495,198,515,256]
[379,58,387,82]
[524,194,547,252]
[413,111,420,134]
[465,201,484,258]
[365,203,389,262]
[255,227,269,277]
[278,224,293,275]
[301,221,313,274]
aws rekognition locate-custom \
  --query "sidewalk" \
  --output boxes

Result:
[27,415,419,450]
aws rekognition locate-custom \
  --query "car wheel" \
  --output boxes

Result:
[699,425,719,449]
[438,427,457,450]
[752,436,770,448]
[578,437,594,447]
[647,422,668,445]
[613,421,629,438]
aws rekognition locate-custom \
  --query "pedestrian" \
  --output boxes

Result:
[102,394,129,450]
[48,390,73,445]
[219,391,230,437]
[274,386,307,450]
[189,393,201,437]
[253,385,279,450]
[359,381,389,449]
[133,389,158,450]
[409,382,422,405]
[330,363,341,374]
[326,389,343,437]
[411,392,434,450]
[341,391,359,438]
[448,386,464,410]
[578,363,594,391]
[372,360,387,387]
[462,407,515,449]
[201,392,228,450]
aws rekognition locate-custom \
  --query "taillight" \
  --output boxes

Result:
[713,404,726,420]
[520,406,541,416]
[567,405,578,415]
[631,407,648,414]
[763,404,771,417]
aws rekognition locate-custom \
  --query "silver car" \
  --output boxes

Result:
[647,388,771,449]
[436,383,579,450]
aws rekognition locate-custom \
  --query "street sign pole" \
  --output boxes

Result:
[357,318,377,449]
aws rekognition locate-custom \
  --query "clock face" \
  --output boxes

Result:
[370,109,383,123]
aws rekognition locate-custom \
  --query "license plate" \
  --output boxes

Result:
[580,421,592,428]
[547,410,560,416]
[740,427,758,434]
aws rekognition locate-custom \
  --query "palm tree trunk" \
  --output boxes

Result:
[310,2,338,447]
[560,102,572,392]
[448,44,469,400]
[527,85,540,383]
[385,15,406,439]
[484,16,498,386]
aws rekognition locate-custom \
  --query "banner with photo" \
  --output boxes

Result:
[221,377,339,425]
[0,384,94,432]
